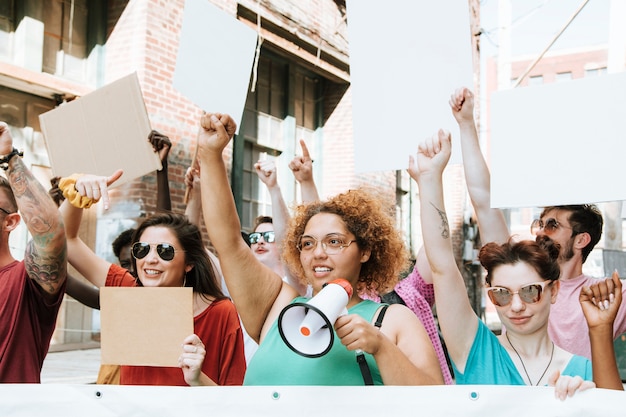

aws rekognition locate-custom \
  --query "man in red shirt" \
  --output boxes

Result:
[0,122,67,383]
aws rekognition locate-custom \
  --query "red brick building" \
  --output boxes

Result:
[0,0,469,349]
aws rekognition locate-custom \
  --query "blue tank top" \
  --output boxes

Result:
[244,298,384,385]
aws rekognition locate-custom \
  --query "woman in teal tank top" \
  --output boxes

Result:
[412,130,595,400]
[197,112,444,386]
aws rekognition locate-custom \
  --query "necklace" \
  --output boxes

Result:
[505,332,555,386]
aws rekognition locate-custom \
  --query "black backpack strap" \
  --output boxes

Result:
[374,304,390,328]
[358,304,390,385]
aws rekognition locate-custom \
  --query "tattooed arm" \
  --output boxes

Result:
[0,122,66,296]
[408,130,479,373]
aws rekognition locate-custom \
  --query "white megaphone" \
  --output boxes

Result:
[278,278,353,358]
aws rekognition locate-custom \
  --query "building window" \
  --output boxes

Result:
[528,75,544,86]
[555,72,572,82]
[42,0,89,80]
[0,0,14,61]
[238,52,323,231]
[585,67,607,77]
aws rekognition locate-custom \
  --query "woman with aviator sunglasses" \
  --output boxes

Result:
[59,171,246,386]
[411,130,594,399]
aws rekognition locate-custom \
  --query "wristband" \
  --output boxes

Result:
[0,148,23,170]
[58,174,98,209]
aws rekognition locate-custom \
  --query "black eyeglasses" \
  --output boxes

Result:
[131,242,182,261]
[0,207,12,215]
[530,218,575,236]
[249,231,275,244]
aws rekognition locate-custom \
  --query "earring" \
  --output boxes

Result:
[182,271,187,287]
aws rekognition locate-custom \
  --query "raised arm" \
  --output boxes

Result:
[149,130,172,212]
[255,159,308,296]
[59,170,123,288]
[0,123,66,296]
[450,88,509,244]
[183,164,202,228]
[288,139,320,203]
[580,271,624,390]
[197,114,295,342]
[408,129,478,372]
[255,159,289,244]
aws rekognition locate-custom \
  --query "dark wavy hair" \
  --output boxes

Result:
[540,204,603,263]
[112,228,135,259]
[131,212,224,300]
[282,188,410,296]
[479,237,560,286]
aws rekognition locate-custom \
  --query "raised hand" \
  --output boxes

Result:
[74,169,124,210]
[580,271,622,329]
[148,130,172,163]
[288,139,314,183]
[408,129,452,182]
[254,159,277,188]
[198,113,237,157]
[0,122,14,156]
[449,87,475,125]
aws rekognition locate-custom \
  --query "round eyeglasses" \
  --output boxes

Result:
[296,234,356,255]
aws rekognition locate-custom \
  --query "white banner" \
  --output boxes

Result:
[0,384,623,416]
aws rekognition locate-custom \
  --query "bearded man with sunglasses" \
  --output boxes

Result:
[451,87,626,362]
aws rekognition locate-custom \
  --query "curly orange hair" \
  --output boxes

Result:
[281,188,410,296]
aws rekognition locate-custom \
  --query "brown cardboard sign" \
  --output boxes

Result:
[39,73,161,186]
[100,287,193,367]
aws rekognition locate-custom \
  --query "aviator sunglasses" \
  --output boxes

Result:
[131,242,181,261]
[248,231,276,244]
[486,281,553,307]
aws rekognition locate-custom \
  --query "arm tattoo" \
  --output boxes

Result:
[8,157,67,294]
[430,202,450,239]
[24,241,66,293]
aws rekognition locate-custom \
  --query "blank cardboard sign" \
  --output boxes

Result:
[346,0,474,173]
[173,0,257,133]
[100,287,193,367]
[39,73,161,186]
[491,71,626,208]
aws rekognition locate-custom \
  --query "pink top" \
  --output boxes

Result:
[549,273,626,359]
[363,265,454,384]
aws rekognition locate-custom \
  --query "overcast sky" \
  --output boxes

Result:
[480,0,610,57]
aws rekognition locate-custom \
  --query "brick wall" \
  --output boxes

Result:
[101,0,464,261]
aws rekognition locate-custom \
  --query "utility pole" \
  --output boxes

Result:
[603,0,626,252]
[463,0,483,317]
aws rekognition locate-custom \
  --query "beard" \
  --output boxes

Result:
[535,235,574,263]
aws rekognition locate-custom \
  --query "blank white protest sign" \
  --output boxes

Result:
[173,0,257,133]
[346,0,474,173]
[490,71,626,208]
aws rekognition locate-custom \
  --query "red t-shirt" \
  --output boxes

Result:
[105,264,246,385]
[0,260,65,383]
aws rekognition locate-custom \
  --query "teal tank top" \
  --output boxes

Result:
[244,298,384,385]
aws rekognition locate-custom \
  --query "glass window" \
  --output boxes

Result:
[585,67,607,77]
[239,52,322,231]
[555,72,572,82]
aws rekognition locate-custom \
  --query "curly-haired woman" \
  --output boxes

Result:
[196,113,443,386]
